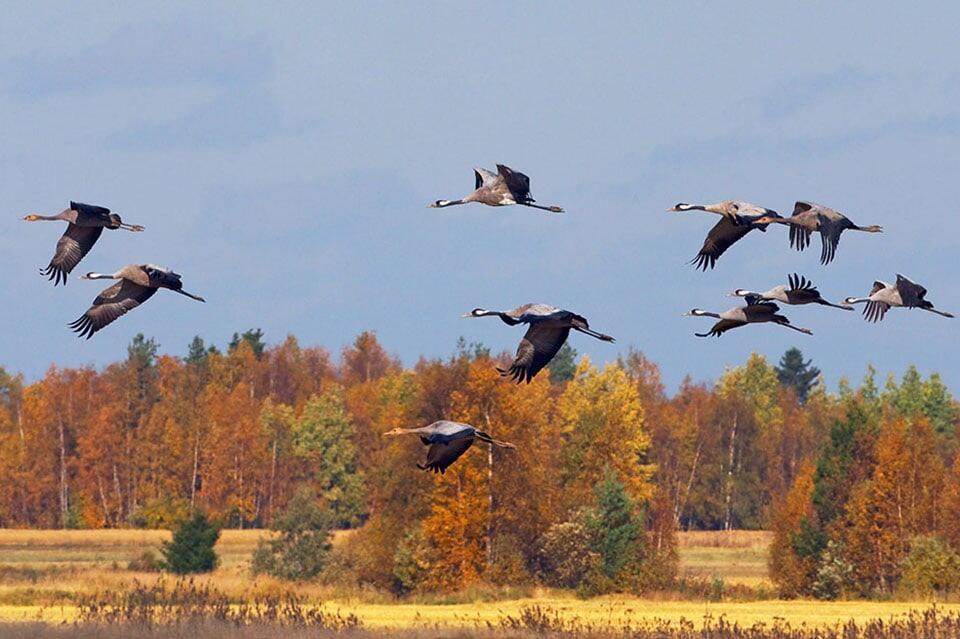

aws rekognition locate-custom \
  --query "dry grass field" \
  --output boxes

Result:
[0,528,951,629]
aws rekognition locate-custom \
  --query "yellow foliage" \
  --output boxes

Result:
[556,357,653,506]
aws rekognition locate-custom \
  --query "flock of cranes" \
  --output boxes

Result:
[673,198,951,338]
[22,202,204,339]
[21,166,954,474]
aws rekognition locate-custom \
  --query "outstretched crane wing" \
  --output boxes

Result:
[69,279,157,339]
[691,217,754,271]
[496,164,533,202]
[42,224,104,286]
[498,323,570,383]
[418,437,475,474]
[696,318,746,337]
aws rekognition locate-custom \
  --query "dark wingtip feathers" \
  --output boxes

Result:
[496,365,533,384]
[68,315,97,339]
[689,253,716,271]
[41,264,67,286]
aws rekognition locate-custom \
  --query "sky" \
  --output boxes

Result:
[1,3,958,393]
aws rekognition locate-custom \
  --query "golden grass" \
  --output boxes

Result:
[0,598,957,628]
[10,528,924,630]
[676,530,772,587]
[677,530,773,549]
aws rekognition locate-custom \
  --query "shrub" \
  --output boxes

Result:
[899,536,960,595]
[392,526,432,594]
[127,549,163,572]
[251,489,333,581]
[536,518,599,588]
[812,540,854,600]
[486,533,532,586]
[160,511,220,574]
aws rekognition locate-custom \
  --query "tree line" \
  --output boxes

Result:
[0,331,955,594]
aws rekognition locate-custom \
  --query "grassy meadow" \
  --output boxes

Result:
[0,528,955,630]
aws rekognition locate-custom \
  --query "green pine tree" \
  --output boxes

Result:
[589,467,641,579]
[185,336,219,367]
[775,348,820,403]
[127,334,159,370]
[548,343,578,383]
[160,511,220,574]
[229,328,266,359]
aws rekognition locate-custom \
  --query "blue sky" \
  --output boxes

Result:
[2,3,958,392]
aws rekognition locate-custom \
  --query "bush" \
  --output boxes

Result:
[812,540,853,600]
[486,534,532,587]
[392,526,432,594]
[251,489,333,581]
[160,511,220,574]
[899,536,960,595]
[127,549,163,572]
[536,517,599,588]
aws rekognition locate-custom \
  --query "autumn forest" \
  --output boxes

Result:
[0,330,957,598]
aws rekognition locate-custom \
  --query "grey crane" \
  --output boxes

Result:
[22,202,145,286]
[384,420,516,474]
[730,274,853,310]
[70,264,205,339]
[762,201,882,265]
[683,295,813,337]
[429,164,563,212]
[844,275,954,323]
[464,303,614,383]
[668,201,782,270]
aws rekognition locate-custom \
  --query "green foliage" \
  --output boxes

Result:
[812,541,854,600]
[185,336,219,367]
[293,387,365,527]
[899,536,960,596]
[589,468,642,580]
[924,373,958,439]
[127,549,163,572]
[161,511,220,574]
[536,517,599,588]
[454,336,491,361]
[251,489,333,581]
[229,328,266,359]
[791,516,827,563]
[127,334,159,370]
[812,405,875,527]
[547,343,578,383]
[392,526,432,594]
[776,348,820,404]
[882,367,957,441]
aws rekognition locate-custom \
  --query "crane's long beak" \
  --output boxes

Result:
[119,223,145,232]
[176,289,206,302]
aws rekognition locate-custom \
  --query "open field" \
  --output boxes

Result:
[0,528,949,629]
[676,530,772,586]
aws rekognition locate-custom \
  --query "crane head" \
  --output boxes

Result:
[22,214,41,221]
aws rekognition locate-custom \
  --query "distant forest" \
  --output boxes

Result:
[0,330,956,594]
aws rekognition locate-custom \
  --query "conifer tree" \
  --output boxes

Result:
[161,511,220,574]
[229,329,266,359]
[776,348,820,404]
[547,343,578,383]
[590,468,642,580]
